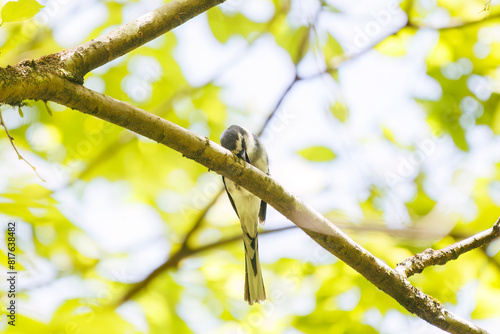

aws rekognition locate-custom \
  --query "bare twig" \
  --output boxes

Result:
[301,19,409,82]
[396,217,500,278]
[0,109,45,182]
[118,225,295,305]
[481,0,492,13]
[408,12,500,31]
[44,101,53,116]
[180,192,221,249]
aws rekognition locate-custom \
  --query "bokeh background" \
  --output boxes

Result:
[1,0,500,333]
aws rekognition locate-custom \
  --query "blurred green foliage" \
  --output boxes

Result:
[1,0,500,333]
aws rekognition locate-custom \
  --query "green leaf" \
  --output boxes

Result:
[376,30,414,57]
[324,33,343,63]
[492,103,500,134]
[330,101,349,122]
[382,126,397,144]
[1,0,44,24]
[207,7,265,44]
[407,177,436,216]
[271,17,310,64]
[298,146,336,162]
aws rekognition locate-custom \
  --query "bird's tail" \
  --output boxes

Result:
[242,227,266,305]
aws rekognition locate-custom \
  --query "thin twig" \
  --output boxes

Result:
[44,101,53,116]
[0,109,45,182]
[396,217,500,278]
[481,0,492,13]
[117,225,296,305]
[258,74,299,134]
[301,19,410,82]
[408,12,500,31]
[181,192,222,248]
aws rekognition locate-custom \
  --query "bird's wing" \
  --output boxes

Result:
[222,177,239,218]
[245,150,268,226]
[258,200,267,225]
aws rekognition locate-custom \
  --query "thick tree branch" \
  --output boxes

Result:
[60,0,226,82]
[24,79,484,334]
[396,218,500,278]
[0,0,225,103]
[0,57,488,334]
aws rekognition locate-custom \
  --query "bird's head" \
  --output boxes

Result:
[221,125,247,158]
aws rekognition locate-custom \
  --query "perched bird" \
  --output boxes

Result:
[220,125,269,305]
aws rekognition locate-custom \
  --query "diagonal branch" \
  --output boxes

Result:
[396,217,500,278]
[59,0,226,82]
[0,0,226,101]
[35,78,487,334]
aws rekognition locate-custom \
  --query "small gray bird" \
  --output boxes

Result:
[220,125,269,305]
